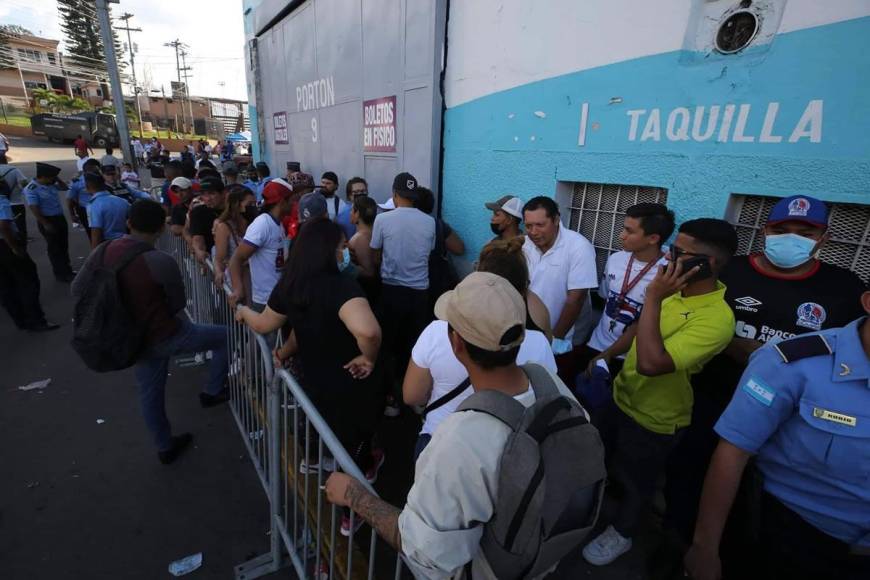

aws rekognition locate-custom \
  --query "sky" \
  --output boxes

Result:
[0,0,248,101]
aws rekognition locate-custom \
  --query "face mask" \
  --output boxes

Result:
[337,247,351,272]
[764,233,817,269]
[490,222,503,235]
[244,205,259,223]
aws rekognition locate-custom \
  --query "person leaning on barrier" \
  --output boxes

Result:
[212,185,257,290]
[326,272,602,579]
[228,179,295,310]
[71,199,230,464]
[684,290,870,580]
[189,177,226,264]
[236,218,385,537]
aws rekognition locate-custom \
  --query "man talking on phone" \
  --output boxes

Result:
[582,218,737,567]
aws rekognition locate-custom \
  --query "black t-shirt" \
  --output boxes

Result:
[694,254,865,401]
[267,273,369,398]
[189,205,218,251]
[170,201,190,227]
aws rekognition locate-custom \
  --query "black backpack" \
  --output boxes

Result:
[71,241,152,372]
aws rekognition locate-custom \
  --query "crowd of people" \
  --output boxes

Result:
[2,133,868,580]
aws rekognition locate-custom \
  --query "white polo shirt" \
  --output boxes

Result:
[523,226,598,341]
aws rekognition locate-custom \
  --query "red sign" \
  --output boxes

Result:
[362,96,397,153]
[273,112,288,144]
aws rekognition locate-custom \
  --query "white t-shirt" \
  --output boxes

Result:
[76,156,91,172]
[586,249,668,355]
[411,320,557,436]
[398,367,583,580]
[100,154,122,169]
[523,226,598,341]
[243,213,285,304]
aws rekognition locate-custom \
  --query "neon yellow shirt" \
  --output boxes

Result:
[613,281,735,434]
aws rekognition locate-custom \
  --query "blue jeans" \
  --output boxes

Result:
[133,319,229,452]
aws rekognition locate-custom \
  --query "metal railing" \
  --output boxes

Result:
[156,231,407,580]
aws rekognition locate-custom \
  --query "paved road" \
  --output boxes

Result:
[0,138,285,579]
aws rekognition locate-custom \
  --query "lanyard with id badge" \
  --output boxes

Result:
[606,253,663,332]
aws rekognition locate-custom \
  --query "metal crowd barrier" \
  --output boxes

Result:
[156,232,408,580]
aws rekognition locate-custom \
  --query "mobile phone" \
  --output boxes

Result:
[670,246,713,282]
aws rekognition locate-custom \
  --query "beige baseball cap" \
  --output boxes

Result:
[434,272,526,352]
[170,176,192,190]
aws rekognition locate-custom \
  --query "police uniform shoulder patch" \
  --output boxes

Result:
[773,334,833,363]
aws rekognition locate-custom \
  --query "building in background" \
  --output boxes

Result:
[244,0,869,280]
[0,33,105,108]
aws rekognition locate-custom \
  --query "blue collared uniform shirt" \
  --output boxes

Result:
[716,317,870,547]
[24,180,64,216]
[66,176,91,208]
[87,191,131,241]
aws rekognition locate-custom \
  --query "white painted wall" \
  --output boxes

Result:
[444,0,870,108]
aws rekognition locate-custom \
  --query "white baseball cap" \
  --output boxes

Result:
[485,195,523,219]
[378,198,396,211]
[170,177,192,189]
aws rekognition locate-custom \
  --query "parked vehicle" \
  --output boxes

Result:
[31,112,119,148]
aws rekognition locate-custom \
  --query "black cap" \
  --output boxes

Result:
[392,172,418,194]
[321,171,338,184]
[101,164,117,174]
[82,158,101,171]
[200,177,224,192]
[286,161,301,172]
[255,161,270,176]
[36,162,61,179]
[83,172,106,188]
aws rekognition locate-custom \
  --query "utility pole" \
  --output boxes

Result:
[164,39,186,133]
[96,0,132,163]
[118,12,144,139]
[180,48,194,136]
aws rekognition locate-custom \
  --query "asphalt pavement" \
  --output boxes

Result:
[0,136,285,579]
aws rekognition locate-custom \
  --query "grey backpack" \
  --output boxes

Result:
[456,363,606,579]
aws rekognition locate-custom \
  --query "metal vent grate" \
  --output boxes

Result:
[566,182,669,276]
[728,194,870,281]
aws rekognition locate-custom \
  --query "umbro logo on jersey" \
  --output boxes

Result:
[734,296,762,312]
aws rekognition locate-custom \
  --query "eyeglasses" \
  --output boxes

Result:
[670,246,709,260]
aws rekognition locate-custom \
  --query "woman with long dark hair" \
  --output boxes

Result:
[213,185,256,289]
[236,218,384,536]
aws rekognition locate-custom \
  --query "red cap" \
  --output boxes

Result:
[262,179,292,205]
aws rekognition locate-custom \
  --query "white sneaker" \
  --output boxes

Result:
[582,525,633,566]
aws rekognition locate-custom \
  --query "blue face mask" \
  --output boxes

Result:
[763,233,817,269]
[337,247,351,272]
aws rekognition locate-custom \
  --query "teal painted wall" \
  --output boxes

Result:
[441,17,870,259]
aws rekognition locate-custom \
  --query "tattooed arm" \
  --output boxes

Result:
[325,473,403,551]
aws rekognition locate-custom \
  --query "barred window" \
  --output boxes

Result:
[566,182,669,275]
[727,194,870,281]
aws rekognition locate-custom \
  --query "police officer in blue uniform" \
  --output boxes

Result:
[684,290,870,580]
[66,157,102,238]
[0,178,58,331]
[24,162,75,282]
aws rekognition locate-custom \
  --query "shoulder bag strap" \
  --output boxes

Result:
[422,377,471,420]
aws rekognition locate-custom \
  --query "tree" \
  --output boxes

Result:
[56,0,125,97]
[0,25,35,69]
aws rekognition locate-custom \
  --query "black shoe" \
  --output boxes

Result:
[158,433,193,465]
[25,321,61,332]
[199,388,230,408]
